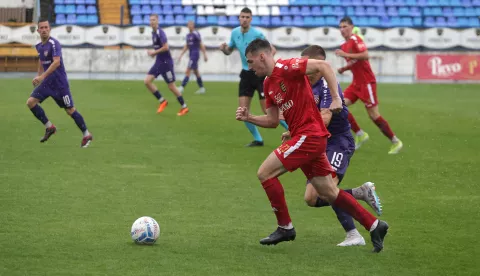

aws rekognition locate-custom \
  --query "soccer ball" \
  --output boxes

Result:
[130,216,160,245]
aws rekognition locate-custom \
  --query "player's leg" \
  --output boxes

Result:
[64,106,93,148]
[239,71,263,146]
[27,86,56,142]
[177,66,191,93]
[344,84,370,149]
[193,69,205,94]
[144,73,167,113]
[363,83,403,154]
[162,70,188,116]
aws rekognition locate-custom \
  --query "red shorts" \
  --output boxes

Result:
[343,82,378,108]
[274,135,335,180]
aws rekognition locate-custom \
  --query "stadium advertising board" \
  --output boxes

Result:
[197,26,231,48]
[271,27,308,48]
[122,25,153,47]
[11,24,40,45]
[460,28,480,50]
[163,26,188,47]
[0,25,12,44]
[416,54,480,81]
[85,25,122,46]
[359,27,384,48]
[51,25,86,46]
[307,27,343,49]
[422,28,460,49]
[383,28,421,49]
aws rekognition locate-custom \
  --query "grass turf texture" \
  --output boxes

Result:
[0,79,479,275]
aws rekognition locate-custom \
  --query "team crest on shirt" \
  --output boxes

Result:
[274,93,283,104]
[43,50,48,56]
[279,81,287,93]
[276,143,291,154]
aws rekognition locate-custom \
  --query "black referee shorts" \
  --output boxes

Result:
[238,69,265,100]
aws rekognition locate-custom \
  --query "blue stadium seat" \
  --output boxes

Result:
[259,16,270,27]
[162,0,173,5]
[130,0,140,4]
[377,6,386,15]
[389,16,401,26]
[86,5,97,14]
[141,5,152,15]
[300,6,311,16]
[175,15,186,24]
[252,16,260,25]
[56,14,66,24]
[271,16,282,26]
[76,5,87,14]
[384,0,395,6]
[172,0,182,5]
[410,7,421,17]
[149,0,160,4]
[76,0,85,4]
[325,16,337,25]
[163,5,173,14]
[132,15,143,24]
[218,15,228,26]
[447,17,457,27]
[164,15,175,25]
[405,0,416,5]
[469,17,480,26]
[65,5,76,14]
[87,14,98,24]
[333,7,344,16]
[85,0,96,4]
[283,16,293,25]
[290,7,301,16]
[330,0,341,5]
[55,0,64,4]
[424,16,435,26]
[173,6,183,14]
[426,0,439,6]
[401,16,413,26]
[55,5,66,14]
[207,15,218,25]
[64,0,75,4]
[346,6,354,15]
[449,0,461,5]
[309,0,321,5]
[351,0,362,6]
[381,15,389,26]
[311,6,321,16]
[432,7,442,16]
[436,17,447,27]
[398,7,409,16]
[477,7,480,15]
[366,7,376,16]
[293,16,304,26]
[67,14,76,24]
[387,7,397,16]
[228,16,237,25]
[356,16,368,26]
[443,7,453,17]
[77,14,88,24]
[196,16,207,26]
[315,16,325,25]
[453,7,465,16]
[279,6,289,15]
[303,16,315,26]
[355,7,365,16]
[184,6,195,15]
[439,0,449,5]
[368,16,381,26]
[131,5,141,15]
[465,7,476,15]
[142,14,150,24]
[152,5,161,14]
[461,0,472,6]
[140,0,149,4]
[323,6,334,15]
[413,17,422,26]
[185,15,195,22]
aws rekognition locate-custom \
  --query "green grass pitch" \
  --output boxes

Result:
[0,79,479,275]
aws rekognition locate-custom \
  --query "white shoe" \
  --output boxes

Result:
[360,182,383,216]
[195,87,206,94]
[337,229,366,246]
[177,86,184,94]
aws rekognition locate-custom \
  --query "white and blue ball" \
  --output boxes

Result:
[130,216,160,245]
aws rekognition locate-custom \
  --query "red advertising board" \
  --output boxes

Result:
[416,54,480,81]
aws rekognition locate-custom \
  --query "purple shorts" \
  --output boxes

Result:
[326,132,355,182]
[30,84,74,108]
[188,57,199,70]
[148,61,176,83]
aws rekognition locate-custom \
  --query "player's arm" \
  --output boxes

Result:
[153,42,169,54]
[200,42,208,61]
[341,50,369,60]
[320,109,333,127]
[41,56,60,79]
[220,33,235,55]
[36,59,43,76]
[305,59,343,113]
[338,60,356,74]
[178,44,188,60]
[236,106,279,128]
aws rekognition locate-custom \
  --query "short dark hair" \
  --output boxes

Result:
[340,16,353,25]
[150,14,158,18]
[240,7,252,15]
[38,18,49,24]
[245,38,271,56]
[301,45,326,60]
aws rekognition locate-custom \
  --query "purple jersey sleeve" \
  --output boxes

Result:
[52,39,62,58]
[318,79,332,109]
[159,29,168,45]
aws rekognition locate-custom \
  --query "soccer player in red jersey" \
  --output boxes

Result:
[335,16,403,154]
[236,38,389,252]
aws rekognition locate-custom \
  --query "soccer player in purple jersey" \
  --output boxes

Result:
[177,21,208,95]
[27,19,92,148]
[144,14,189,116]
[281,45,383,246]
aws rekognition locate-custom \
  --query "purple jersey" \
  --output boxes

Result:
[312,78,351,136]
[152,27,172,63]
[35,37,69,91]
[186,30,201,59]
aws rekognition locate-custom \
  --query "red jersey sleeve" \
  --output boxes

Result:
[264,77,275,109]
[350,35,367,53]
[272,58,308,80]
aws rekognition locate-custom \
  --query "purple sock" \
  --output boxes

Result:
[177,96,185,106]
[182,76,189,87]
[331,205,356,232]
[71,110,87,133]
[196,76,203,88]
[153,91,162,100]
[30,104,49,125]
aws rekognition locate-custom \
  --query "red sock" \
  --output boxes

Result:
[333,189,376,231]
[347,113,361,133]
[373,116,395,140]
[261,178,292,226]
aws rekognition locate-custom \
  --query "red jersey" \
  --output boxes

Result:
[340,34,376,84]
[264,58,330,138]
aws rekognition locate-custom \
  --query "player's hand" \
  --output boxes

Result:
[235,107,249,121]
[32,75,44,87]
[329,97,343,114]
[337,68,345,74]
[204,56,208,62]
[219,43,228,53]
[335,49,346,57]
[147,50,156,57]
[176,57,182,64]
[281,131,291,143]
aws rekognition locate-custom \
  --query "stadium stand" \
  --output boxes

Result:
[54,0,100,24]
[122,0,480,28]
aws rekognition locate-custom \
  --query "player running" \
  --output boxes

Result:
[177,20,208,95]
[220,7,287,147]
[236,38,389,253]
[281,45,382,247]
[144,14,188,116]
[336,16,402,154]
[28,18,92,147]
